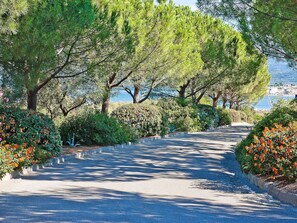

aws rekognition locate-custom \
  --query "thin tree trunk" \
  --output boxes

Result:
[212,97,219,107]
[133,85,141,103]
[229,101,234,109]
[178,80,190,99]
[27,89,38,111]
[195,91,206,104]
[235,101,240,111]
[101,88,111,114]
[222,98,227,109]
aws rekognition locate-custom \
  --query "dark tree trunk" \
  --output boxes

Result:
[27,89,38,111]
[101,88,111,114]
[235,101,240,111]
[195,91,206,104]
[222,98,227,109]
[212,97,219,107]
[179,85,186,99]
[229,101,234,109]
[133,85,141,103]
[178,80,190,99]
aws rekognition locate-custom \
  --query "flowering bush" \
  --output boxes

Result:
[0,143,36,177]
[245,123,297,180]
[0,107,61,155]
[236,107,297,173]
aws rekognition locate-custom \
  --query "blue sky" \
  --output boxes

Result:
[173,0,197,10]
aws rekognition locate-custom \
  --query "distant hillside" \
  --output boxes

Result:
[269,58,297,85]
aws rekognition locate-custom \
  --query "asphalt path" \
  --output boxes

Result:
[1,125,297,222]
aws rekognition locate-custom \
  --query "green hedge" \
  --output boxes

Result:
[196,104,219,130]
[60,112,136,146]
[111,104,162,137]
[217,108,232,126]
[157,99,201,134]
[236,107,297,173]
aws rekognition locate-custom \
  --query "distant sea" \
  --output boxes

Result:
[111,58,297,111]
[255,95,295,111]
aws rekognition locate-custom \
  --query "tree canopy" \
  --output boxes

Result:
[196,0,297,67]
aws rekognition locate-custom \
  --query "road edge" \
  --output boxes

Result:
[247,172,297,206]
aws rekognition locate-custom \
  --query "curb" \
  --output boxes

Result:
[247,172,297,206]
[0,131,189,183]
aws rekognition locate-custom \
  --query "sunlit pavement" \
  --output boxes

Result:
[1,125,297,222]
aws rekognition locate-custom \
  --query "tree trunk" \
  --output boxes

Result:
[229,101,234,109]
[133,85,141,103]
[195,91,206,104]
[235,101,240,111]
[178,80,190,99]
[212,97,219,107]
[27,89,38,111]
[222,98,227,109]
[101,88,111,114]
[179,85,186,99]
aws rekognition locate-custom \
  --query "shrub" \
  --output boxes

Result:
[112,104,162,137]
[0,106,61,156]
[217,108,231,126]
[236,107,297,173]
[227,109,241,123]
[157,99,201,134]
[245,123,297,180]
[60,112,136,146]
[196,104,219,130]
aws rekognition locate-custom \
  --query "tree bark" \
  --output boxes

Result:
[27,89,38,111]
[212,97,219,107]
[195,91,206,104]
[101,88,111,114]
[222,98,227,109]
[212,91,222,108]
[229,101,234,109]
[178,80,190,99]
[133,84,141,103]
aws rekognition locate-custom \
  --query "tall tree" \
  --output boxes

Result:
[0,0,133,111]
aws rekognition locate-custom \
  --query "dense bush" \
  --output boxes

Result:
[227,109,241,123]
[0,142,51,178]
[157,99,201,134]
[112,104,162,137]
[245,123,297,180]
[236,107,297,173]
[196,104,219,130]
[60,112,136,146]
[217,108,232,126]
[0,106,61,155]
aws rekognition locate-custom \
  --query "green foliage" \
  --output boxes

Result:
[60,113,136,146]
[197,0,297,67]
[111,104,162,137]
[0,106,61,155]
[0,147,14,178]
[196,104,219,130]
[217,108,231,126]
[236,107,297,173]
[157,99,201,134]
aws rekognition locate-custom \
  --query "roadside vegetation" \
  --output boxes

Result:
[0,0,293,180]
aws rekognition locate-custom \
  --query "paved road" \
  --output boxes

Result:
[1,125,297,222]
